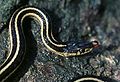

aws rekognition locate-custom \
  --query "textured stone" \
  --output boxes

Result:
[0,0,120,82]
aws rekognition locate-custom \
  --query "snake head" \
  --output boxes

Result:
[64,40,99,56]
[77,40,99,55]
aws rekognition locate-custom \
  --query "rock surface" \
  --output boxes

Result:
[0,0,120,82]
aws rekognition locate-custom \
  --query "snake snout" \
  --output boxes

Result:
[92,41,100,48]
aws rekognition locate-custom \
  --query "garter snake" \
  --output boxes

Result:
[0,6,99,81]
[74,77,104,82]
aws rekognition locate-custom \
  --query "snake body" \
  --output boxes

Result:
[74,77,104,82]
[0,6,99,81]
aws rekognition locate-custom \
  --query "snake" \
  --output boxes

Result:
[74,77,104,82]
[0,6,99,81]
